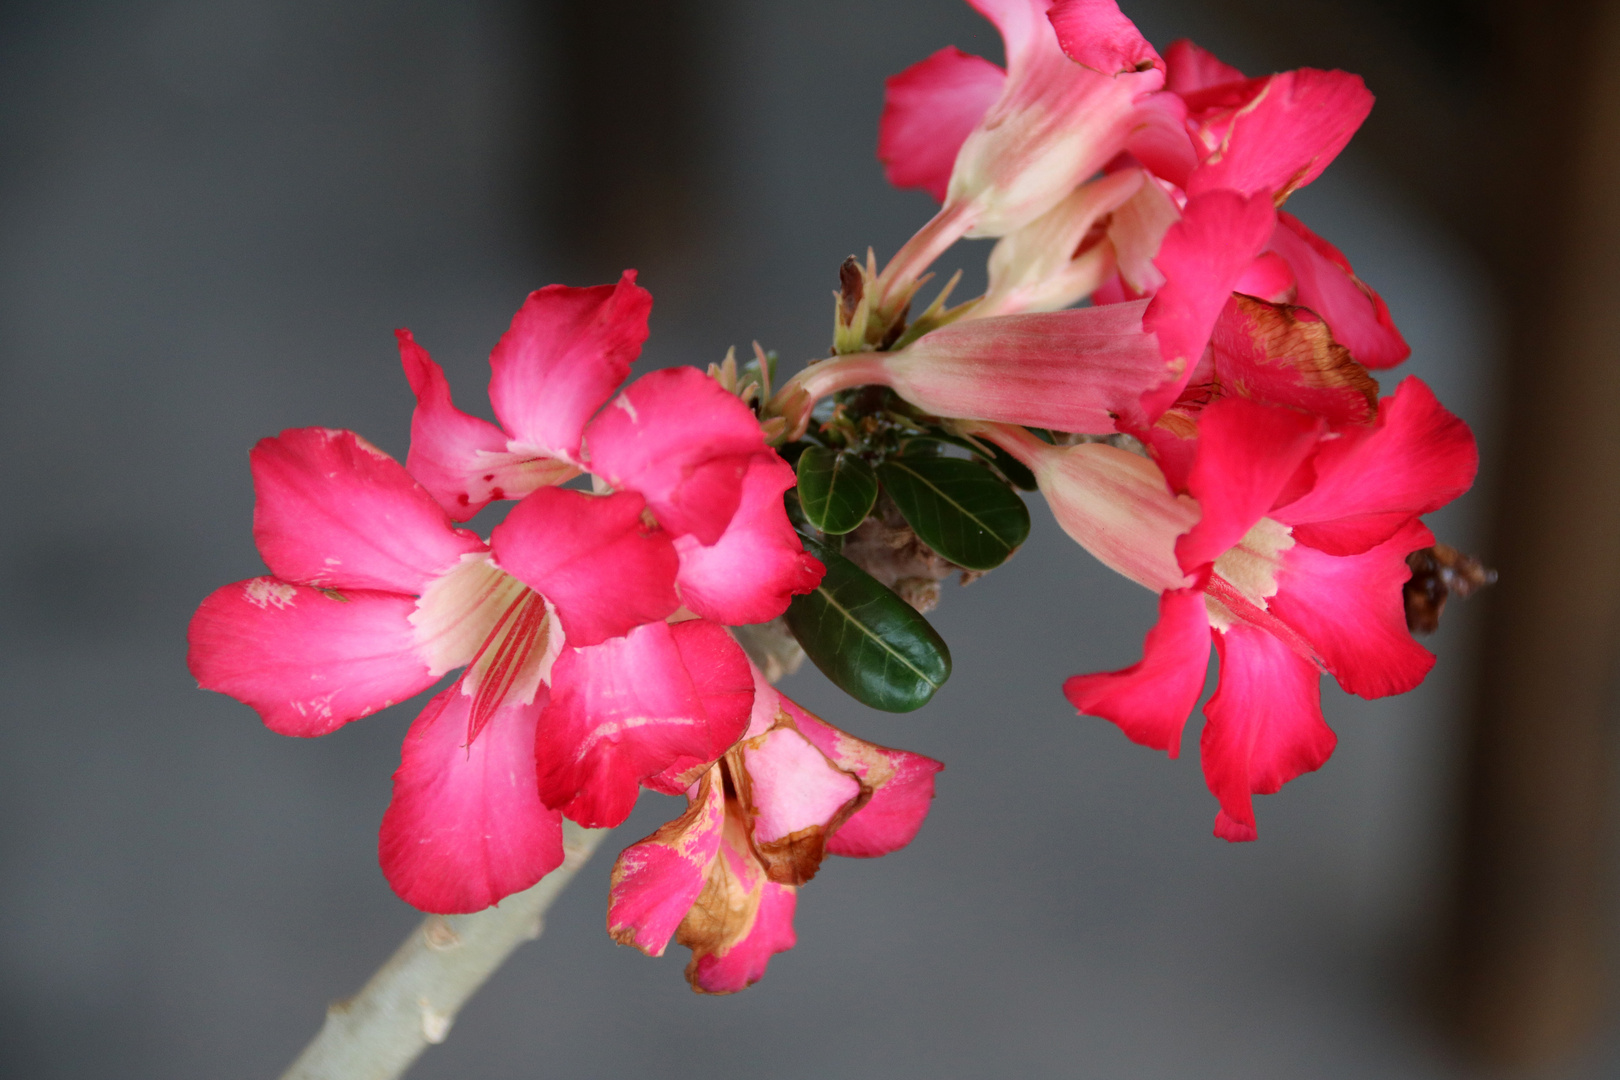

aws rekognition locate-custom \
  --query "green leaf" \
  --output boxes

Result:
[795,447,880,535]
[877,456,1031,571]
[784,537,951,712]
[902,432,1038,491]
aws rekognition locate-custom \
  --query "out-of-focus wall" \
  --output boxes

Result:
[0,2,1590,1078]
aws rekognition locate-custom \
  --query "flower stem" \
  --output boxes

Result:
[278,821,612,1080]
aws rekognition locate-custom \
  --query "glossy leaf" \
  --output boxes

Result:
[902,433,1038,491]
[796,447,880,535]
[784,537,951,712]
[877,456,1031,571]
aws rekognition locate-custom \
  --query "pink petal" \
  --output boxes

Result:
[674,454,824,626]
[1064,584,1211,755]
[785,697,944,858]
[1233,251,1297,302]
[1164,39,1246,96]
[535,620,753,828]
[1201,622,1336,842]
[486,271,651,459]
[1269,212,1411,369]
[489,487,679,648]
[1123,91,1197,188]
[682,815,799,995]
[1274,378,1477,554]
[1183,69,1372,202]
[1270,518,1436,700]
[1140,190,1277,422]
[738,726,863,885]
[608,768,726,958]
[251,427,486,594]
[1208,295,1379,425]
[1047,0,1163,76]
[188,578,434,737]
[812,300,1168,434]
[1175,397,1322,572]
[879,46,1007,202]
[398,329,579,521]
[378,687,564,913]
[584,367,768,546]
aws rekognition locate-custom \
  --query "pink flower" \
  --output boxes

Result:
[607,667,942,993]
[971,379,1476,839]
[875,0,1182,312]
[190,279,824,913]
[402,274,823,626]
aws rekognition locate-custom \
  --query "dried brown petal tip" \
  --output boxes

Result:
[1404,543,1497,635]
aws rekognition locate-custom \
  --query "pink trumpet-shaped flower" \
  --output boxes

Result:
[971,379,1475,839]
[607,668,942,993]
[875,0,1184,310]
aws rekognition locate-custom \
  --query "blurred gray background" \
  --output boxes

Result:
[1,1,1610,1077]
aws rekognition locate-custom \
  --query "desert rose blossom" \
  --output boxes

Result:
[401,278,823,628]
[607,666,942,993]
[961,379,1476,839]
[874,0,1187,320]
[1089,39,1406,368]
[187,426,760,913]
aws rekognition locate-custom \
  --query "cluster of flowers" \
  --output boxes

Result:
[187,275,942,992]
[771,0,1476,841]
[188,0,1480,995]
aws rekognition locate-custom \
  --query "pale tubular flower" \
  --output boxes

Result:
[873,0,1187,317]
[961,378,1476,839]
[607,666,942,993]
[975,167,1146,319]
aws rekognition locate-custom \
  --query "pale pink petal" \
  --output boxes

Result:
[378,687,564,913]
[1175,397,1322,572]
[486,271,652,458]
[535,620,753,828]
[1064,584,1211,755]
[1047,0,1163,75]
[1274,378,1477,554]
[584,367,768,545]
[1184,69,1372,202]
[785,697,944,858]
[683,817,799,994]
[188,578,433,737]
[489,487,679,648]
[1201,623,1336,842]
[398,329,578,520]
[1140,190,1277,422]
[1270,518,1436,700]
[674,454,824,625]
[805,300,1167,434]
[1164,39,1245,95]
[1269,212,1409,369]
[608,769,726,957]
[879,46,1007,202]
[251,427,485,594]
[740,726,862,884]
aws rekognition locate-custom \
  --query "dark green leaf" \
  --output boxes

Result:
[784,537,951,712]
[902,432,1037,491]
[877,456,1031,571]
[795,447,880,535]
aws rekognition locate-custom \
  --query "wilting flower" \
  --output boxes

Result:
[608,667,942,992]
[966,379,1476,838]
[189,278,823,913]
